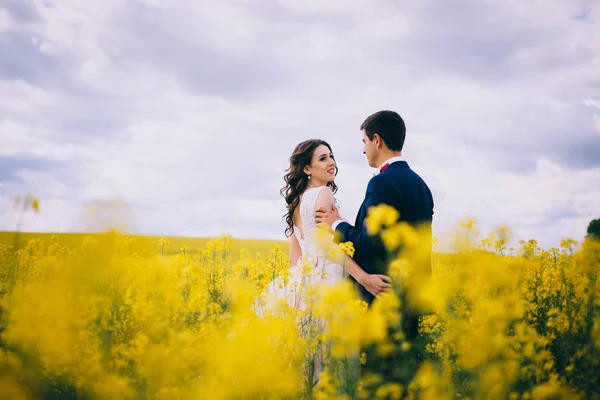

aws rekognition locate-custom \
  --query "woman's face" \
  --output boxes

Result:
[305,144,336,184]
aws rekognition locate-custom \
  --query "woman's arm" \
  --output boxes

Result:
[315,187,392,296]
[289,231,302,267]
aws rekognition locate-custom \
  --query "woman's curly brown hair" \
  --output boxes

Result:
[280,139,338,238]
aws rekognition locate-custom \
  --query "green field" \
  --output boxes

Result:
[0,231,289,259]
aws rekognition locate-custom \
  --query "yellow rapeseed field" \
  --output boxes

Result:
[1,196,599,399]
[0,231,287,259]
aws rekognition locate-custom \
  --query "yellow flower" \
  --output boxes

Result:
[376,383,403,399]
[0,217,597,399]
[338,241,355,257]
[364,204,399,236]
[13,194,22,209]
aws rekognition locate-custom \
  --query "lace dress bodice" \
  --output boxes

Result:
[256,185,345,317]
[293,186,329,259]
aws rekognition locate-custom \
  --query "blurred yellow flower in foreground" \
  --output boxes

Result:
[0,205,598,399]
[12,194,40,213]
[339,241,355,257]
[364,204,399,236]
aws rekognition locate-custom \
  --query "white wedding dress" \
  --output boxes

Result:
[256,186,346,316]
[254,186,361,387]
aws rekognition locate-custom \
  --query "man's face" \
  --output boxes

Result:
[362,130,378,168]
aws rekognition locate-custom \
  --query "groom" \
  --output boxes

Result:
[315,110,435,388]
[315,110,434,306]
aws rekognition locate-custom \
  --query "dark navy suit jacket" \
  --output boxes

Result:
[334,160,434,304]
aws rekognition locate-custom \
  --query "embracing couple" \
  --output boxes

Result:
[260,110,434,313]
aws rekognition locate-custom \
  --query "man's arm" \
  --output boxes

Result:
[334,177,398,261]
[314,186,393,296]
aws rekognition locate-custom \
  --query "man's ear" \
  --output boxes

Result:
[373,133,381,149]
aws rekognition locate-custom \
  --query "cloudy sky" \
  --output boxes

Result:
[1,0,599,251]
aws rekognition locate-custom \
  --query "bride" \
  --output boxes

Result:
[253,139,393,388]
[257,139,392,314]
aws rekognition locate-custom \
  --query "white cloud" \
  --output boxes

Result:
[0,8,15,33]
[1,0,599,251]
[584,98,600,109]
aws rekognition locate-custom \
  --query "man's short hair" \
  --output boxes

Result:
[360,110,406,151]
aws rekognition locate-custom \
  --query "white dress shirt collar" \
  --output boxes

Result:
[377,155,404,173]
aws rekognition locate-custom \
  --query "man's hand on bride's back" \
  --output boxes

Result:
[360,274,392,297]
